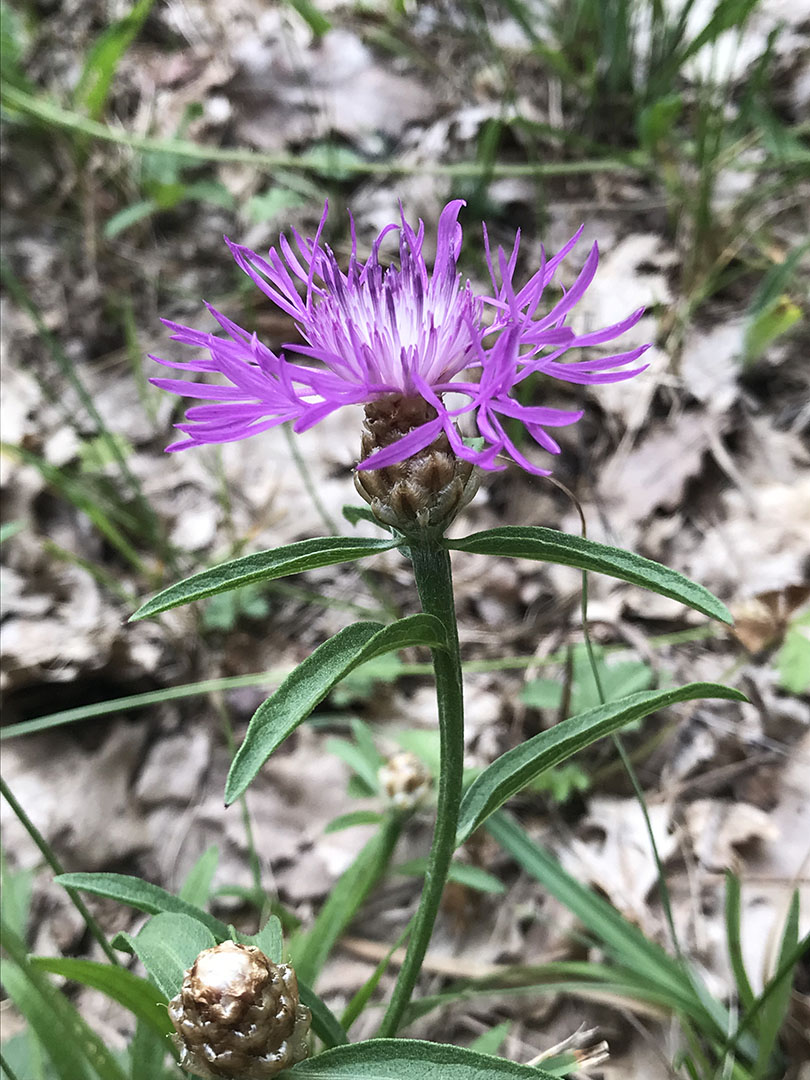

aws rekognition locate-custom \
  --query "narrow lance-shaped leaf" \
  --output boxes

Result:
[285,1039,559,1078]
[115,912,216,1001]
[487,811,758,1062]
[447,527,732,624]
[457,683,748,844]
[1,921,129,1080]
[131,535,399,621]
[237,915,284,964]
[54,871,230,940]
[29,957,173,1038]
[226,615,447,804]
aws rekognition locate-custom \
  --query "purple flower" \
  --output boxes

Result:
[151,200,649,475]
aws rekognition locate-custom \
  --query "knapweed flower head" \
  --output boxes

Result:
[152,201,648,518]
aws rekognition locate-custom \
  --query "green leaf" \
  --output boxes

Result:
[447,527,732,623]
[1,922,128,1080]
[178,845,219,908]
[468,1022,511,1057]
[326,737,384,792]
[236,915,284,964]
[638,93,683,152]
[225,615,447,804]
[297,142,367,181]
[247,186,307,225]
[29,958,172,1038]
[724,872,755,1015]
[181,179,235,209]
[74,0,157,120]
[115,913,216,1000]
[522,644,654,717]
[328,653,403,707]
[458,684,745,845]
[394,859,506,895]
[754,890,800,1074]
[0,1,33,93]
[285,1039,559,1077]
[325,810,385,833]
[681,0,761,63]
[743,296,802,364]
[128,1020,172,1080]
[487,812,756,1058]
[0,855,34,939]
[298,983,349,1048]
[525,762,590,803]
[0,519,25,544]
[103,200,157,238]
[776,611,810,694]
[343,504,386,529]
[0,1028,54,1080]
[286,0,331,35]
[54,871,230,940]
[131,536,399,621]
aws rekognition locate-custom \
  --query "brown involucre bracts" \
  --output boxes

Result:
[168,941,311,1079]
[354,395,479,538]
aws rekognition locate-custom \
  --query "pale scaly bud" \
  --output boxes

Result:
[354,395,479,539]
[168,941,310,1079]
[378,750,433,812]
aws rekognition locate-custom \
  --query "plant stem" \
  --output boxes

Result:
[0,777,119,965]
[377,543,465,1037]
[580,571,683,960]
[2,84,644,178]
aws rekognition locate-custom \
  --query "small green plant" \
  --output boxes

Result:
[1,15,804,1074]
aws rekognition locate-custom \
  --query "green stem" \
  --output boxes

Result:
[1,83,644,178]
[377,543,465,1037]
[0,777,119,965]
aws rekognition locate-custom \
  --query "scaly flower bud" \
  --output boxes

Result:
[354,394,479,536]
[168,941,310,1079]
[378,750,433,812]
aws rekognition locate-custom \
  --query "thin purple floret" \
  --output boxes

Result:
[151,200,650,474]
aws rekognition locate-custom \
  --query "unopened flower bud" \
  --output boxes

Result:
[168,941,310,1079]
[378,751,433,812]
[354,395,479,538]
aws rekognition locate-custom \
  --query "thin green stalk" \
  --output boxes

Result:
[377,543,465,1037]
[341,917,414,1031]
[283,425,399,621]
[1,83,643,179]
[0,777,118,965]
[284,425,341,536]
[580,569,683,961]
[0,625,721,743]
[212,696,264,906]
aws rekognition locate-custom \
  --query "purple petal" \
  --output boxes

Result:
[356,417,444,471]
